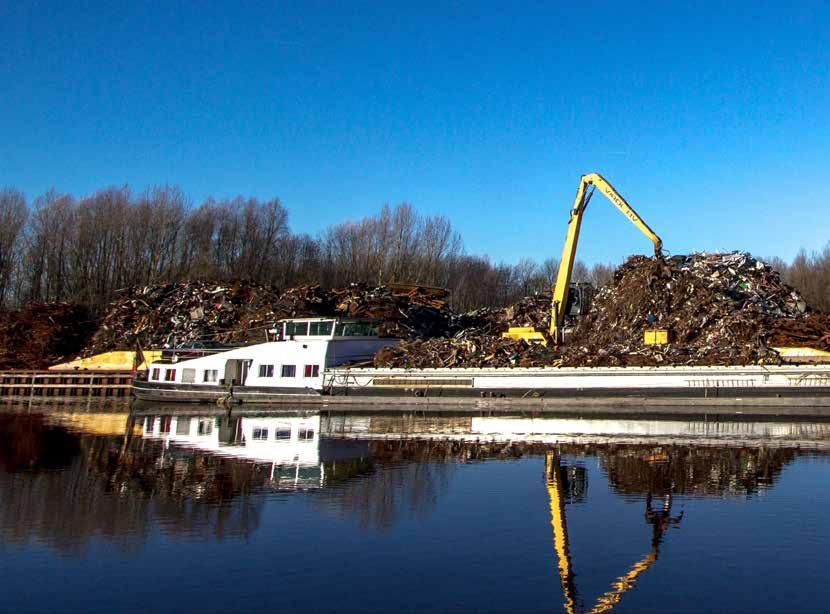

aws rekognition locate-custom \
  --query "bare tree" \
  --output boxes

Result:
[588,262,615,288]
[0,188,28,306]
[23,190,75,302]
[5,183,829,317]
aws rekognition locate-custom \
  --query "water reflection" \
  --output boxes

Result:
[2,404,830,611]
[547,450,684,614]
[141,414,330,489]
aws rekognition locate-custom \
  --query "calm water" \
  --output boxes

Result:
[2,403,830,613]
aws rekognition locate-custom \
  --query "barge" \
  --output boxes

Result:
[133,317,830,407]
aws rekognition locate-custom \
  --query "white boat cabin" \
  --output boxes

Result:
[144,317,397,392]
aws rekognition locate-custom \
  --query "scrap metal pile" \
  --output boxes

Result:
[0,303,97,370]
[373,252,830,368]
[561,252,822,367]
[374,296,559,368]
[83,282,454,354]
[768,313,830,352]
[7,250,825,370]
[85,282,284,353]
[329,284,451,338]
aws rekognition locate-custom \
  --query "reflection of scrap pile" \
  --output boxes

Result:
[600,445,796,497]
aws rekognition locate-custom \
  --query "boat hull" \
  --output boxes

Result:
[132,380,321,403]
[131,364,830,407]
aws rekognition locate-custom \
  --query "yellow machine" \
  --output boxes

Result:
[504,173,666,346]
[502,326,548,346]
[550,173,664,344]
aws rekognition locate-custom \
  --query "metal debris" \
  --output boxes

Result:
[83,282,454,355]
[0,303,97,369]
[5,251,825,370]
[561,252,821,367]
[374,296,558,368]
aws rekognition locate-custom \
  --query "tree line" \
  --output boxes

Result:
[0,185,827,313]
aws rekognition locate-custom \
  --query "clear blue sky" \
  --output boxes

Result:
[1,1,828,265]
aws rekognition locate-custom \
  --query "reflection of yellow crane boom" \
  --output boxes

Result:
[547,453,578,614]
[545,451,666,614]
[550,173,663,343]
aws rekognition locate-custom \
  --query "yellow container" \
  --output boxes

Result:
[644,329,669,345]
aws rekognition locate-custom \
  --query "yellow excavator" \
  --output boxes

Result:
[503,173,664,347]
[546,451,681,613]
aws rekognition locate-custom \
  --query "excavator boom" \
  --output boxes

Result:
[550,173,662,342]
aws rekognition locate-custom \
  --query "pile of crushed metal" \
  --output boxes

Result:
[3,252,826,370]
[374,296,559,368]
[561,252,824,367]
[376,251,829,369]
[83,282,452,354]
[0,303,98,370]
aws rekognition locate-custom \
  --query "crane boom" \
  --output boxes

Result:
[550,173,663,342]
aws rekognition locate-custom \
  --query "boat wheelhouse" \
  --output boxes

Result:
[132,317,398,403]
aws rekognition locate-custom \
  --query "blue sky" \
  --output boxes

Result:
[1,1,828,265]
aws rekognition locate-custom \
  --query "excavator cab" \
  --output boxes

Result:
[565,283,595,318]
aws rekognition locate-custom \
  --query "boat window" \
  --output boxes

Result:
[334,322,378,337]
[258,364,274,378]
[151,368,160,381]
[274,426,291,440]
[308,321,333,336]
[198,419,213,436]
[164,368,176,382]
[252,427,268,441]
[281,365,297,377]
[285,321,309,337]
[203,369,218,383]
[160,416,171,434]
[298,427,315,441]
[303,365,320,377]
[182,368,196,384]
[145,416,155,432]
[176,418,191,435]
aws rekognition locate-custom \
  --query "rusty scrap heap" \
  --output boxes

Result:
[376,252,829,369]
[374,296,559,368]
[329,284,451,338]
[561,252,819,367]
[0,303,97,370]
[86,282,284,353]
[84,282,454,355]
[8,251,825,370]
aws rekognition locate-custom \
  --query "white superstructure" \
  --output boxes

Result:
[137,317,398,400]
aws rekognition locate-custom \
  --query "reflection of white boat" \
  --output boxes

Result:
[142,415,325,488]
[321,414,830,448]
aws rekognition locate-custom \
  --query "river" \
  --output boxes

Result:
[2,401,830,612]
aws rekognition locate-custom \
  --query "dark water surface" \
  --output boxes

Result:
[2,403,830,613]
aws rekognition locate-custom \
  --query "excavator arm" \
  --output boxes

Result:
[550,173,663,342]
